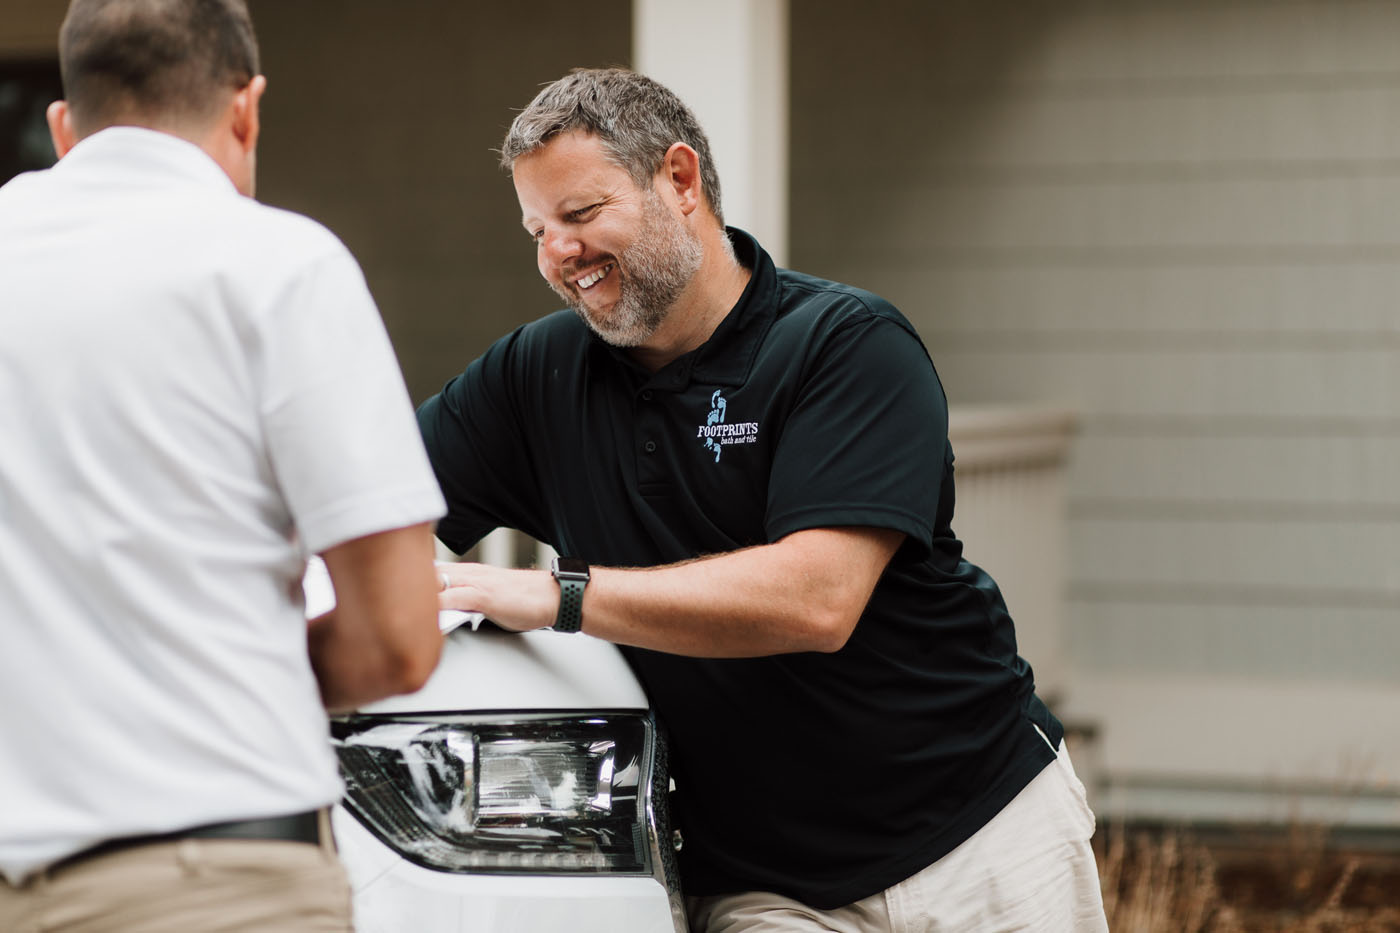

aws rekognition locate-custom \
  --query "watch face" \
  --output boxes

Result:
[553,557,589,578]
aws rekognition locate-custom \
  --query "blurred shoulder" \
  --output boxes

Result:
[223,198,351,263]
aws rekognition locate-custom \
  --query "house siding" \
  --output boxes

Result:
[790,0,1400,817]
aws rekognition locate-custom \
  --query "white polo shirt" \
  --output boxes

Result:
[0,127,446,883]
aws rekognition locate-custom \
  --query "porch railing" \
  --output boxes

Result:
[947,405,1078,704]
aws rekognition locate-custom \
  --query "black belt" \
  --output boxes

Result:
[52,810,323,873]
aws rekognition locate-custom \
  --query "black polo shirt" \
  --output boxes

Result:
[418,229,1062,908]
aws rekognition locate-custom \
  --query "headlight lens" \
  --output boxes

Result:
[332,713,651,874]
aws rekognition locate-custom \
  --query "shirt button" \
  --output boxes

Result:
[641,390,654,402]
[643,440,657,454]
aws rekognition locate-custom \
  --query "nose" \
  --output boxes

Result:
[539,227,583,268]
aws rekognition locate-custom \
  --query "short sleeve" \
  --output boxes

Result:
[253,244,445,554]
[764,312,946,554]
[416,329,549,555]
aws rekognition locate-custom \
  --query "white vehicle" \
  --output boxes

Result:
[306,561,686,933]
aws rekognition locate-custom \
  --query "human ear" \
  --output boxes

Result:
[231,74,267,155]
[46,100,78,159]
[659,142,703,216]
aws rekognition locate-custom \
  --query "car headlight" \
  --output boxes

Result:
[332,712,670,878]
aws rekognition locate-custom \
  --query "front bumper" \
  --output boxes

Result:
[334,807,683,932]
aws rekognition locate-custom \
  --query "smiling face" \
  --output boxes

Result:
[514,131,702,348]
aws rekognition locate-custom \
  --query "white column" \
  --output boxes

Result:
[633,0,789,266]
[478,527,515,567]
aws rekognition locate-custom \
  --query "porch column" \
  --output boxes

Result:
[633,0,789,265]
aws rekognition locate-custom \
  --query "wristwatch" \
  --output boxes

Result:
[550,557,590,633]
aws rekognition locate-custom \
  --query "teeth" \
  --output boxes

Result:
[576,264,612,289]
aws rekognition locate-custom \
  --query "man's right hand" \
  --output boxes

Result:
[436,560,559,633]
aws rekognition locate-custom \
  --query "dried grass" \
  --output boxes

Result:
[1096,823,1400,932]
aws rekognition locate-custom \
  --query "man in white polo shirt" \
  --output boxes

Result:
[0,1,447,929]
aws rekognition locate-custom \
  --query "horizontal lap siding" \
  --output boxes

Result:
[850,264,1400,335]
[803,176,1400,250]
[1069,602,1400,681]
[1068,517,1400,594]
[790,0,1400,697]
[1068,434,1400,509]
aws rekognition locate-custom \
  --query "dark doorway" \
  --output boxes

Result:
[0,59,62,185]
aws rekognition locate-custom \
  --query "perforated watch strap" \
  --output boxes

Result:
[553,577,585,632]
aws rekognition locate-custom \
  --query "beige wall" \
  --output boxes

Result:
[0,0,62,56]
[790,0,1400,816]
[247,1,632,404]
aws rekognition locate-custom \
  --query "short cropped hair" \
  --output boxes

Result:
[501,68,725,224]
[58,0,259,135]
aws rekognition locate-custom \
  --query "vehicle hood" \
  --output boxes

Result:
[357,623,650,715]
[303,558,647,715]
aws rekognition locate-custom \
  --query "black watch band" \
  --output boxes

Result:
[550,557,590,633]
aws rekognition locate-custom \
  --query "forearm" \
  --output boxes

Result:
[306,608,430,713]
[586,550,852,657]
[307,609,398,712]
[310,522,443,712]
[440,527,903,658]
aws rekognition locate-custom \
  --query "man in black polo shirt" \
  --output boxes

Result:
[421,68,1108,931]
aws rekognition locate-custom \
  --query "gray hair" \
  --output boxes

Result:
[501,68,724,225]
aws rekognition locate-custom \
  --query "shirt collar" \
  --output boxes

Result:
[600,227,778,390]
[687,228,778,387]
[53,126,239,195]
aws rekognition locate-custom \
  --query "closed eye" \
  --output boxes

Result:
[568,203,602,223]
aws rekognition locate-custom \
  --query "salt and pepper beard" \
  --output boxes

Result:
[550,190,704,347]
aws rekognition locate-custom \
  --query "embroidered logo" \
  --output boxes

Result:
[695,390,759,463]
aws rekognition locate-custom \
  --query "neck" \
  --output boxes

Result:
[628,226,751,373]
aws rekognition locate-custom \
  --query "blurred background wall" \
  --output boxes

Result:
[247,0,633,403]
[3,0,1396,834]
[787,0,1400,830]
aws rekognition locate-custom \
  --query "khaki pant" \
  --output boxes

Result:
[688,736,1108,933]
[0,812,353,933]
